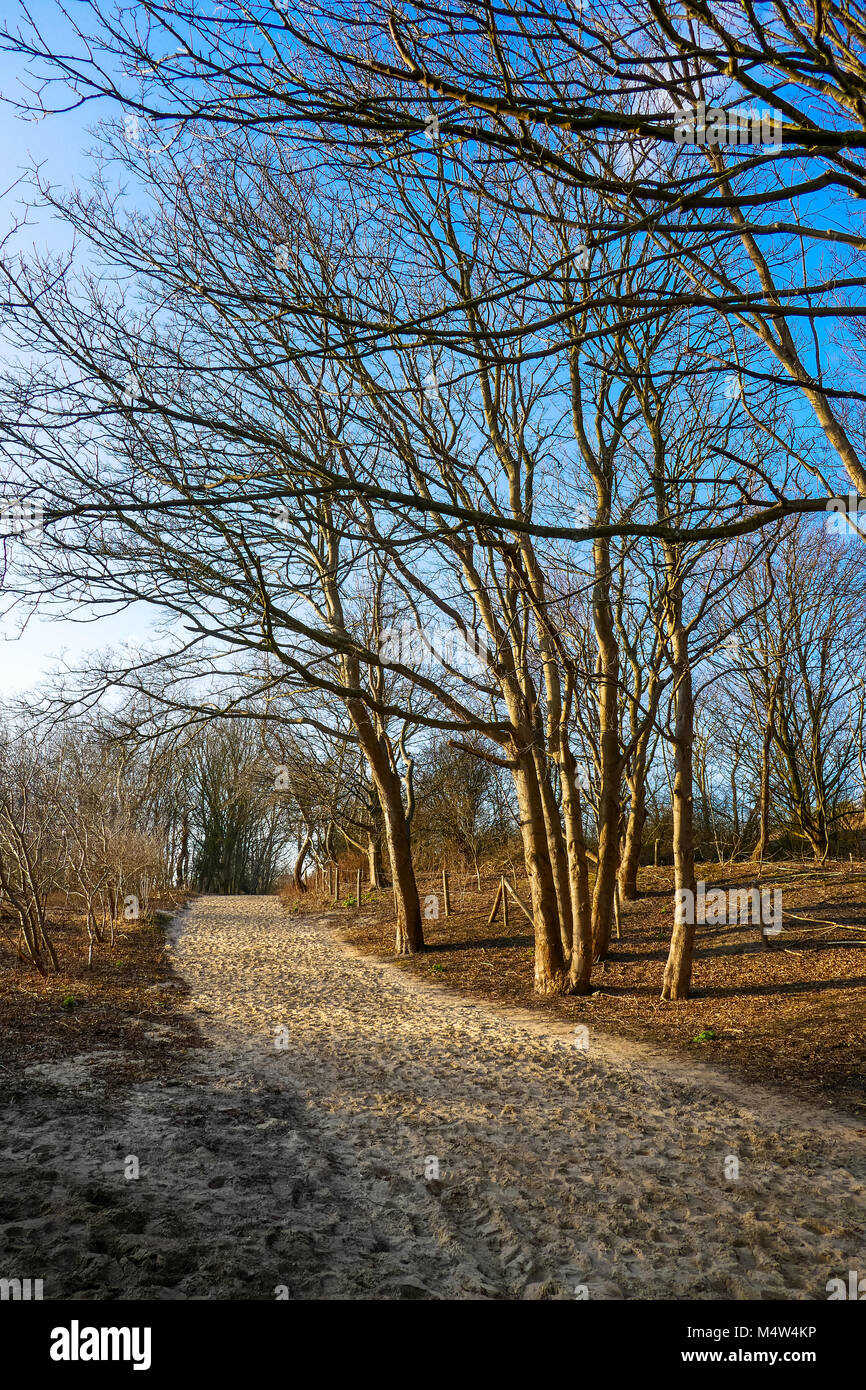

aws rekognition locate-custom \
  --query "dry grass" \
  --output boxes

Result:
[296,858,866,1116]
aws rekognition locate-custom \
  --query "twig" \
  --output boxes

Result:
[784,910,864,932]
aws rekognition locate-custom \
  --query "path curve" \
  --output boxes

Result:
[161,895,865,1300]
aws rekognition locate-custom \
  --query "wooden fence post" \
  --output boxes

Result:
[487,878,503,926]
[356,867,362,910]
[442,866,451,917]
[501,877,534,926]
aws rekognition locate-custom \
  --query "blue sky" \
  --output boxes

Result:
[0,22,158,697]
[0,4,859,695]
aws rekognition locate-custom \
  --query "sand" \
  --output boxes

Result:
[1,894,863,1299]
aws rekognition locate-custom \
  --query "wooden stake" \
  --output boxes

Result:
[486,878,504,926]
[442,867,451,917]
[501,875,509,929]
[334,865,340,902]
[356,867,362,910]
[502,877,534,926]
[613,883,621,940]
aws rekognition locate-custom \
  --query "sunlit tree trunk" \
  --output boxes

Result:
[533,745,574,962]
[513,752,568,994]
[661,614,697,1001]
[293,826,311,892]
[560,736,593,993]
[619,730,650,901]
[591,596,623,960]
[366,832,383,888]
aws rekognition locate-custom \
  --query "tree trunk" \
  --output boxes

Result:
[342,689,423,953]
[533,746,574,961]
[661,620,697,1001]
[592,737,622,960]
[320,539,423,955]
[560,738,593,993]
[378,765,422,953]
[752,683,777,864]
[618,733,649,901]
[293,827,311,892]
[366,832,383,888]
[591,542,622,960]
[512,753,568,994]
[176,809,189,888]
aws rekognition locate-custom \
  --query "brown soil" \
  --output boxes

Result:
[306,859,866,1117]
[0,892,202,1082]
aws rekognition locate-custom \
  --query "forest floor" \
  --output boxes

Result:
[0,890,197,1075]
[0,893,863,1300]
[334,859,866,1116]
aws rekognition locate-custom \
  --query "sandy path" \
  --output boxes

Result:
[171,895,865,1299]
[2,894,864,1300]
